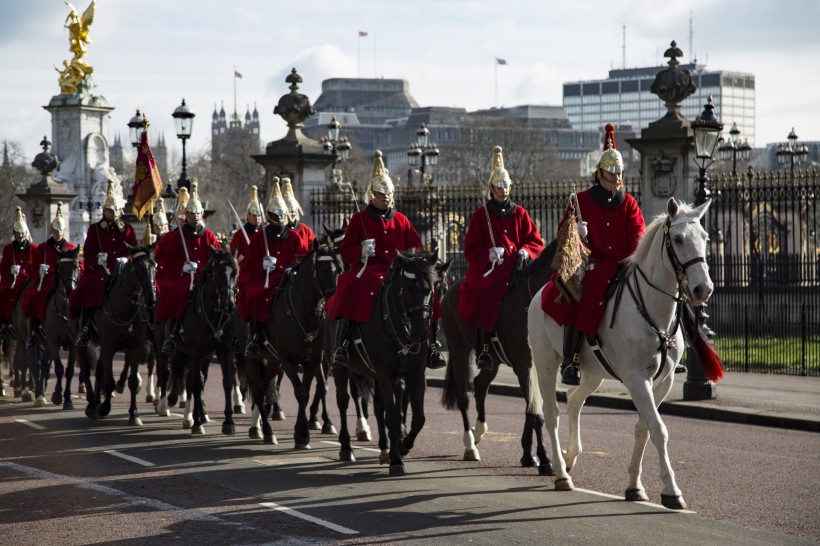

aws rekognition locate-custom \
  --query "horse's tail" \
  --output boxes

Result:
[441,357,459,411]
[525,293,546,417]
[682,303,724,383]
[352,373,374,404]
[525,359,544,417]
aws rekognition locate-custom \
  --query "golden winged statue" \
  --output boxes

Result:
[57,0,95,94]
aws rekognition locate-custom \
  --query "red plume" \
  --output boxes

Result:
[696,334,724,383]
[604,123,616,150]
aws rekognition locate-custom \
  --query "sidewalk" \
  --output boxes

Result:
[426,357,820,433]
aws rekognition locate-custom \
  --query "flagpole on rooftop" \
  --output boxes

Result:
[374,32,377,77]
[233,66,238,118]
[358,34,361,78]
[495,59,498,108]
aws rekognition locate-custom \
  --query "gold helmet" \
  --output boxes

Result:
[266,179,288,224]
[186,181,204,214]
[152,198,169,229]
[175,187,190,220]
[50,201,66,235]
[247,185,263,217]
[281,177,303,219]
[486,145,511,198]
[141,222,154,245]
[13,207,30,239]
[367,150,394,199]
[598,123,624,175]
[102,179,123,210]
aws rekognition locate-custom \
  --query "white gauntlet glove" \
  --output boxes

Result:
[97,252,109,268]
[361,239,376,261]
[577,221,588,239]
[116,257,129,266]
[10,264,21,277]
[488,246,505,264]
[262,256,277,272]
[39,263,50,277]
[182,261,198,274]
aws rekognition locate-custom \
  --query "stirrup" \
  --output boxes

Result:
[332,346,349,366]
[161,337,176,355]
[561,364,580,386]
[427,351,446,370]
[476,351,493,371]
[245,340,259,358]
[75,329,90,347]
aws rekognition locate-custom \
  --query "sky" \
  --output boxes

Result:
[1,0,819,164]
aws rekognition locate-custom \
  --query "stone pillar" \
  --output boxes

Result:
[252,69,333,228]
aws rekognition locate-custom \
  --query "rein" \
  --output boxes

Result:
[51,257,80,323]
[282,250,335,345]
[102,254,155,327]
[192,257,235,338]
[379,264,432,359]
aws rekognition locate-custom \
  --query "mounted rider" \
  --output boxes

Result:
[72,180,139,346]
[155,181,220,355]
[243,179,311,357]
[540,123,648,385]
[0,207,38,340]
[21,202,81,347]
[458,145,544,371]
[327,150,444,368]
[281,177,316,249]
[230,184,263,321]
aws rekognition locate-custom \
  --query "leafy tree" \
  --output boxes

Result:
[0,140,38,237]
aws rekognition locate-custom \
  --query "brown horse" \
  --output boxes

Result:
[440,240,556,476]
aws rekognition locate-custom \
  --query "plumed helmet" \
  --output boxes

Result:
[50,201,66,234]
[175,187,189,219]
[486,145,512,197]
[247,185,263,217]
[152,198,169,228]
[367,150,394,197]
[141,223,154,245]
[597,123,624,175]
[281,177,303,219]
[102,179,123,210]
[13,207,30,238]
[266,179,288,219]
[185,181,204,214]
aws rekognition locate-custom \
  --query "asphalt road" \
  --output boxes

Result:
[1,362,818,545]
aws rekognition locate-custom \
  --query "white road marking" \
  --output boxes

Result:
[320,440,380,453]
[104,450,155,467]
[575,487,696,513]
[259,501,359,535]
[15,419,46,430]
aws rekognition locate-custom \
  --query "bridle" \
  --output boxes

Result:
[380,258,433,356]
[103,251,157,326]
[193,253,236,338]
[281,246,341,345]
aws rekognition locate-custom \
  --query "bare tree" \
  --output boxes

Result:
[0,140,38,237]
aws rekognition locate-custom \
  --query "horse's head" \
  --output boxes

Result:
[321,221,347,253]
[389,250,437,344]
[312,238,344,300]
[433,256,454,300]
[664,197,714,306]
[126,242,157,309]
[56,247,81,295]
[207,243,239,314]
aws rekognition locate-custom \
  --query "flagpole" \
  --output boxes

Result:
[233,65,237,117]
[358,34,361,78]
[374,33,377,77]
[495,60,498,108]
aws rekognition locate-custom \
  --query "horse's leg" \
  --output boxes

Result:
[400,373,426,455]
[51,347,65,406]
[373,382,390,465]
[145,342,157,403]
[283,360,311,449]
[471,367,499,444]
[189,360,206,435]
[218,346,236,436]
[96,347,117,418]
[378,375,406,476]
[351,382,371,442]
[247,358,276,444]
[334,368,355,461]
[154,349,171,417]
[127,347,143,427]
[271,369,286,420]
[513,361,553,475]
[564,373,602,473]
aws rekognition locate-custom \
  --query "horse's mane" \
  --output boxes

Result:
[392,250,436,288]
[524,239,557,275]
[626,202,697,267]
[201,245,239,276]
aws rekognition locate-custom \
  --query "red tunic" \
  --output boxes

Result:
[325,206,423,323]
[230,223,260,320]
[243,224,310,322]
[21,238,79,320]
[290,221,316,251]
[153,232,170,290]
[69,220,138,315]
[0,240,38,319]
[154,224,221,323]
[541,186,645,334]
[458,200,544,332]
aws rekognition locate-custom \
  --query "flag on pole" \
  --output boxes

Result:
[496,57,507,65]
[132,130,163,221]
[359,30,368,37]
[234,69,243,79]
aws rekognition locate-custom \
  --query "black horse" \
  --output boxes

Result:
[333,251,437,476]
[246,239,343,446]
[77,244,156,424]
[160,245,239,435]
[440,240,556,476]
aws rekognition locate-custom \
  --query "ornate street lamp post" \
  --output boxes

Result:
[718,122,751,177]
[407,123,440,186]
[685,95,723,401]
[775,127,809,176]
[172,98,195,194]
[127,109,147,148]
[320,116,353,185]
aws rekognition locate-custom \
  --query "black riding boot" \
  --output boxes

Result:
[245,320,262,358]
[161,319,179,355]
[427,320,446,369]
[332,319,356,367]
[560,327,584,386]
[75,308,93,347]
[475,330,493,371]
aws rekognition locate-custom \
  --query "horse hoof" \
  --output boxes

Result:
[221,423,235,436]
[661,494,687,510]
[272,410,285,421]
[539,462,555,477]
[295,441,311,450]
[145,394,155,403]
[98,402,111,417]
[379,451,390,465]
[520,455,538,468]
[191,425,205,435]
[555,477,574,491]
[129,416,143,427]
[182,419,193,430]
[389,464,407,476]
[85,406,97,419]
[233,404,245,415]
[63,400,74,411]
[21,391,33,402]
[339,449,356,462]
[249,427,263,440]
[463,449,480,462]
[51,392,62,406]
[322,424,337,435]
[309,420,322,431]
[263,434,278,445]
[33,396,46,408]
[204,414,211,423]
[625,488,649,502]
[356,431,372,442]
[115,381,125,394]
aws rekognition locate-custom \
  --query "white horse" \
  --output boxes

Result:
[526,197,724,510]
